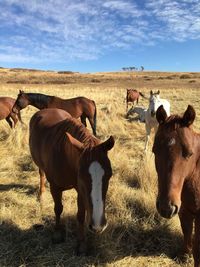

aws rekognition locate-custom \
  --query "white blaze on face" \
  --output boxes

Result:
[89,161,105,227]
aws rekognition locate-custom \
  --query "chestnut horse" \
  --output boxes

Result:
[153,105,200,267]
[13,90,97,135]
[29,108,114,255]
[126,89,145,111]
[0,96,22,128]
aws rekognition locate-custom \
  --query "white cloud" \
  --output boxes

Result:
[0,0,200,64]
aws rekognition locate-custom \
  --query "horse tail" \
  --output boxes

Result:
[139,92,148,99]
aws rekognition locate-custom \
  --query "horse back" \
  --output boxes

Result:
[29,108,80,189]
[127,89,139,102]
[48,96,96,118]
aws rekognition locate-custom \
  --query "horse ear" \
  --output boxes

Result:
[156,105,167,124]
[19,89,24,94]
[65,133,84,151]
[100,136,115,152]
[182,105,195,127]
[157,90,160,94]
[150,90,153,95]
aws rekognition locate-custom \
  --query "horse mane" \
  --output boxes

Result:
[54,117,99,149]
[27,93,52,108]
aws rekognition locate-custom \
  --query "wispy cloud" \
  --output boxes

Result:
[0,0,200,65]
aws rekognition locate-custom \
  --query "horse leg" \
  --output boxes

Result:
[76,192,86,255]
[5,116,13,128]
[50,184,65,243]
[81,115,87,127]
[17,110,24,125]
[9,112,18,128]
[179,207,194,255]
[39,169,46,202]
[88,116,96,136]
[193,215,200,267]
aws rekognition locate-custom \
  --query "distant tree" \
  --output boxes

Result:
[141,66,144,71]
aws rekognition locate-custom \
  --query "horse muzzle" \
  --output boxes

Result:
[156,199,180,219]
[88,218,108,234]
[89,223,108,234]
[12,106,18,114]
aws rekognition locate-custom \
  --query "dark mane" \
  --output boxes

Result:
[27,93,52,108]
[52,117,99,149]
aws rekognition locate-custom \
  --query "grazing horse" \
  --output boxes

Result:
[0,97,22,128]
[13,90,97,135]
[126,106,147,122]
[153,105,200,267]
[29,108,114,255]
[126,89,145,111]
[144,90,170,151]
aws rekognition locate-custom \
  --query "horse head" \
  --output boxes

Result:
[153,105,196,218]
[12,90,29,113]
[78,136,115,233]
[149,90,161,117]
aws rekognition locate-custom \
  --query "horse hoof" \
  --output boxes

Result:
[33,224,44,231]
[76,242,87,256]
[52,227,66,244]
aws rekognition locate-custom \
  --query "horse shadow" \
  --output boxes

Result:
[0,201,187,267]
[0,183,37,195]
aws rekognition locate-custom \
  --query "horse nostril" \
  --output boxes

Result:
[172,204,179,216]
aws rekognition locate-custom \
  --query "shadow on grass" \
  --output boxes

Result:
[0,183,37,195]
[0,208,184,267]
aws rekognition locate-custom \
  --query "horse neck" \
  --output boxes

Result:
[62,118,100,148]
[27,93,51,109]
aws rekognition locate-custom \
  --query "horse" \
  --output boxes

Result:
[153,105,200,267]
[144,90,170,151]
[126,89,145,111]
[29,108,114,255]
[126,106,147,122]
[12,90,97,135]
[0,97,22,128]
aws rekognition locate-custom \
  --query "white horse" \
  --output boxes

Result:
[127,106,147,122]
[145,90,170,151]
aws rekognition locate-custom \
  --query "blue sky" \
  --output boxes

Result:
[0,0,200,72]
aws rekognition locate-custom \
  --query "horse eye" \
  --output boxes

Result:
[182,146,193,159]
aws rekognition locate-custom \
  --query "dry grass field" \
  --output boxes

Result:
[1,68,200,267]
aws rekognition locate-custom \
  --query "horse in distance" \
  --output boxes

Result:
[153,105,200,267]
[0,96,22,128]
[29,108,114,255]
[144,90,170,151]
[126,89,145,111]
[13,90,97,135]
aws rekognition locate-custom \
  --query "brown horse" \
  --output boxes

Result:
[153,105,200,267]
[13,90,97,135]
[126,89,145,111]
[0,97,22,128]
[29,108,114,255]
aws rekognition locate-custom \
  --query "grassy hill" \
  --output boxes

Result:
[0,68,199,266]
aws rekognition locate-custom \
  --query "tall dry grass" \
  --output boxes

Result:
[1,69,200,266]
